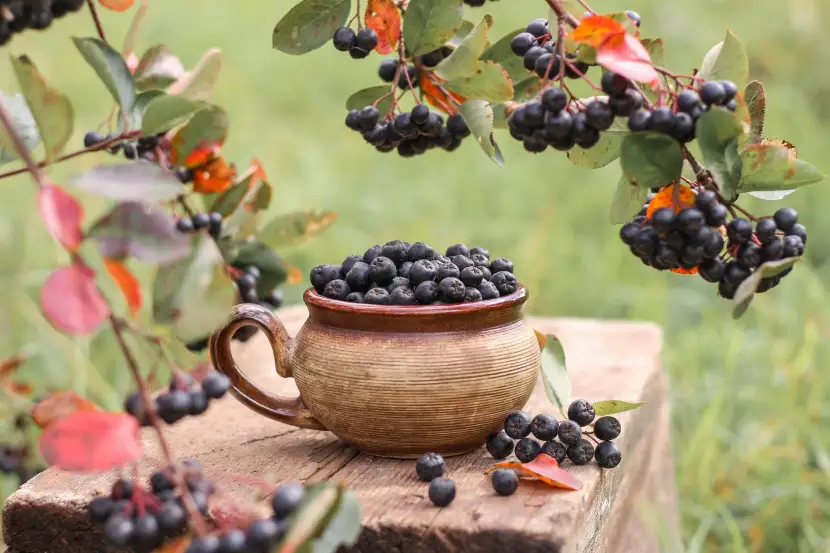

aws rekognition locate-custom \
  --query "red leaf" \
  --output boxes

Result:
[98,0,135,11]
[365,0,401,55]
[39,411,142,472]
[104,258,142,318]
[38,185,83,251]
[191,155,236,194]
[40,263,110,335]
[596,33,659,84]
[32,391,101,429]
[485,454,583,491]
[568,15,625,47]
[170,140,222,169]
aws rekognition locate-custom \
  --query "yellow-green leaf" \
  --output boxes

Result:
[259,210,339,250]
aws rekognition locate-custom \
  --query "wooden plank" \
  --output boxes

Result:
[2,307,676,553]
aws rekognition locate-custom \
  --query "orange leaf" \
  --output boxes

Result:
[155,537,192,553]
[4,381,34,396]
[421,75,465,115]
[98,0,135,11]
[0,354,25,379]
[38,185,84,252]
[39,411,142,472]
[645,184,695,218]
[192,156,236,194]
[486,454,583,491]
[285,264,303,285]
[596,32,659,84]
[169,139,222,169]
[104,259,143,318]
[32,391,101,429]
[534,330,547,351]
[568,15,625,48]
[670,266,699,275]
[365,0,401,55]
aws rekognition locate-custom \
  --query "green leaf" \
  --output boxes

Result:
[87,201,191,264]
[152,234,237,342]
[695,108,745,200]
[608,174,648,224]
[434,14,493,80]
[0,92,40,166]
[512,77,543,101]
[10,55,73,163]
[540,335,570,419]
[480,28,528,83]
[732,257,801,319]
[119,89,165,133]
[576,45,597,65]
[592,400,645,417]
[744,80,765,146]
[218,169,274,236]
[458,99,503,166]
[140,95,206,136]
[281,483,350,553]
[447,19,475,48]
[272,0,351,55]
[345,86,394,116]
[697,30,749,89]
[640,39,664,103]
[72,38,137,118]
[67,161,185,202]
[259,210,339,250]
[567,97,627,169]
[737,143,825,193]
[310,489,362,553]
[619,132,683,189]
[443,61,513,102]
[167,48,222,102]
[231,241,288,296]
[171,105,229,163]
[403,0,464,57]
[133,45,185,91]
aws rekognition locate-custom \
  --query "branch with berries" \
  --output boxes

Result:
[272,0,825,318]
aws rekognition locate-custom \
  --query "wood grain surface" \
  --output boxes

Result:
[2,306,678,553]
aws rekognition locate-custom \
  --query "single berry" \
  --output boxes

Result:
[491,271,518,296]
[436,262,461,281]
[409,260,437,286]
[601,71,629,97]
[354,28,379,53]
[411,104,430,126]
[726,218,753,245]
[397,65,419,89]
[111,478,134,500]
[672,112,695,142]
[705,203,727,228]
[346,261,372,292]
[420,48,446,67]
[541,440,567,464]
[416,452,445,482]
[157,390,193,424]
[718,280,737,299]
[609,89,643,117]
[530,414,559,441]
[525,18,549,39]
[358,106,380,131]
[156,501,187,534]
[627,109,650,132]
[218,529,248,553]
[788,223,807,244]
[570,112,600,148]
[491,469,519,496]
[723,261,751,286]
[341,254,363,275]
[245,518,282,550]
[470,253,490,268]
[648,106,675,134]
[593,416,621,441]
[189,390,209,415]
[310,264,341,294]
[104,515,134,546]
[478,281,499,300]
[595,441,622,469]
[504,411,532,439]
[447,115,470,139]
[542,87,567,113]
[584,101,614,131]
[534,53,559,78]
[650,208,674,234]
[676,89,701,115]
[720,80,738,103]
[364,287,391,305]
[625,10,641,27]
[755,218,778,244]
[345,292,364,303]
[332,27,356,51]
[567,439,595,465]
[151,470,175,494]
[450,255,475,272]
[700,81,726,106]
[515,437,542,463]
[345,110,362,131]
[271,481,305,519]
[774,207,798,232]
[699,258,725,283]
[132,513,161,548]
[782,235,804,258]
[459,266,484,287]
[378,58,398,82]
[83,131,106,148]
[428,478,456,507]
[323,279,351,301]
[369,256,397,285]
[87,496,115,524]
[398,261,413,279]
[414,281,440,304]
[390,286,417,305]
[388,276,409,292]
[438,277,465,303]
[192,213,210,230]
[568,399,595,426]
[511,32,537,56]
[674,208,705,236]
[486,431,514,459]
[761,237,784,262]
[202,372,230,400]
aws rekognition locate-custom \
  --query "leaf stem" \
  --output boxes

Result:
[0,97,49,189]
[543,0,580,28]
[85,0,108,43]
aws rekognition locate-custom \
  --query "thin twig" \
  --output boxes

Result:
[0,99,49,189]
[86,0,108,43]
[544,0,580,28]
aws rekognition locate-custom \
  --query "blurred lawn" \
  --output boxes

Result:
[2,0,830,551]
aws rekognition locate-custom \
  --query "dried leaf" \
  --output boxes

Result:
[644,184,695,218]
[39,411,142,472]
[192,156,236,194]
[485,454,583,491]
[32,391,101,429]
[421,74,466,114]
[365,0,401,55]
[104,259,143,318]
[38,185,83,252]
[0,355,25,379]
[40,263,110,335]
[568,14,625,47]
[99,0,135,10]
[596,32,659,84]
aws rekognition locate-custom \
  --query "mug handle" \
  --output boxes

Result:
[209,303,326,430]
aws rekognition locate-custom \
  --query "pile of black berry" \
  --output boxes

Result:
[0,0,86,46]
[415,452,456,507]
[620,189,726,272]
[377,58,419,90]
[486,401,623,493]
[124,371,231,427]
[344,104,470,156]
[331,25,378,59]
[83,130,164,162]
[310,241,518,305]
[509,19,591,82]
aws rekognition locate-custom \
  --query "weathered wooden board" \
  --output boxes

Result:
[2,307,677,553]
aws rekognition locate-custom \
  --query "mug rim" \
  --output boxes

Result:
[303,284,528,317]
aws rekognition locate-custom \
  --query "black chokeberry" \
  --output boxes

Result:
[718,280,737,299]
[541,440,567,464]
[397,65,419,89]
[407,260,436,286]
[414,281,439,304]
[202,372,230,400]
[156,501,187,534]
[705,203,727,228]
[388,276,409,292]
[447,114,470,139]
[593,416,621,441]
[761,237,784,262]
[504,411,532,439]
[534,53,559,78]
[438,277,465,302]
[726,218,753,245]
[567,399,595,427]
[132,513,160,548]
[699,258,725,283]
[104,515,134,546]
[544,110,572,140]
[627,109,650,132]
[346,261,372,292]
[189,390,209,415]
[491,271,518,296]
[323,279,351,300]
[83,131,105,148]
[625,10,641,27]
[358,106,380,131]
[720,80,738,103]
[420,48,445,67]
[436,262,460,281]
[345,292,364,303]
[245,518,282,550]
[530,414,559,441]
[515,437,541,463]
[486,431,514,459]
[310,264,341,293]
[584,101,614,131]
[416,452,445,482]
[218,529,247,553]
[674,208,704,236]
[111,478,134,500]
[332,27,356,51]
[390,286,417,305]
[345,110,362,131]
[541,87,567,113]
[601,71,629,97]
[463,287,482,302]
[609,89,642,117]
[380,240,408,266]
[478,281,499,300]
[491,469,519,496]
[364,287,390,304]
[755,218,778,244]
[595,441,622,469]
[157,390,193,424]
[676,89,701,115]
[459,266,484,287]
[700,81,726,106]
[774,207,798,232]
[511,32,537,56]
[490,258,513,273]
[341,254,363,275]
[648,106,675,134]
[397,261,413,278]
[567,439,595,465]
[354,27,379,54]
[411,104,430,126]
[783,235,804,258]
[672,112,695,142]
[151,470,175,494]
[525,18,549,39]
[788,223,807,244]
[192,213,210,230]
[723,261,751,286]
[87,496,114,524]
[271,481,305,519]
[378,58,398,82]
[428,478,456,507]
[369,256,397,285]
[450,255,474,272]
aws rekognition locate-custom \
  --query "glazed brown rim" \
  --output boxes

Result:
[303,284,528,316]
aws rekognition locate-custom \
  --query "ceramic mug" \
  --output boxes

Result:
[209,285,541,458]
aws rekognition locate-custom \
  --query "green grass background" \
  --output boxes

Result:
[2,1,830,551]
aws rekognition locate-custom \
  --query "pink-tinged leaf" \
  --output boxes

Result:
[41,263,110,335]
[32,391,101,429]
[596,33,659,85]
[485,454,583,491]
[39,411,141,472]
[38,185,83,251]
